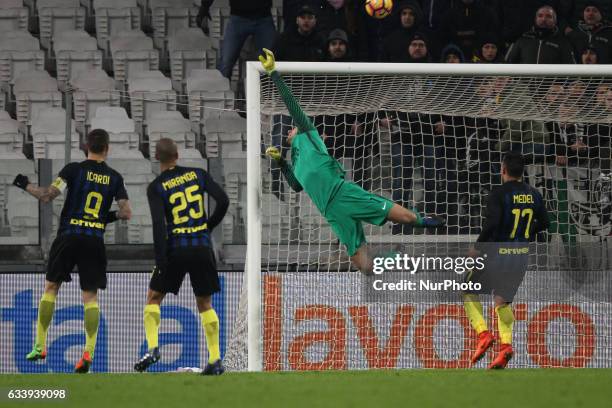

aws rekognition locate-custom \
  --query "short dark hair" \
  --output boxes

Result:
[503,151,524,178]
[87,129,110,154]
[155,138,178,163]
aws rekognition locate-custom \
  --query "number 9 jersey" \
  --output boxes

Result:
[55,160,128,239]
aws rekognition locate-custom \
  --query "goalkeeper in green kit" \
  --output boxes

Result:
[260,49,446,274]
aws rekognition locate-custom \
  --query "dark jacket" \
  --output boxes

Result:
[200,0,271,18]
[495,0,571,45]
[439,0,500,58]
[380,0,435,62]
[314,1,350,40]
[568,1,612,28]
[275,27,325,61]
[355,1,400,61]
[505,27,576,64]
[567,20,612,63]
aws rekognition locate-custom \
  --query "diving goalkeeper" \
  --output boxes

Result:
[260,49,445,274]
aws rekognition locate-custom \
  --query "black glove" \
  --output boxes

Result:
[152,262,167,277]
[13,174,29,190]
[107,211,118,224]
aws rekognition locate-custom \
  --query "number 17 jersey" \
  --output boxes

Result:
[147,166,212,249]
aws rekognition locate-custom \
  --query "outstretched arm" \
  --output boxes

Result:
[266,147,303,192]
[13,174,61,204]
[260,48,315,134]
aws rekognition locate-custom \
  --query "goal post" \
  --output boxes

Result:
[240,62,612,372]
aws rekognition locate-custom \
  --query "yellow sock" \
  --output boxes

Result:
[143,304,161,350]
[496,304,515,345]
[35,293,56,348]
[463,294,488,334]
[83,302,99,356]
[201,309,220,364]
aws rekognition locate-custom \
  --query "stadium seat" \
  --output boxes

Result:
[149,0,198,51]
[207,0,230,41]
[37,0,86,50]
[0,0,29,32]
[167,28,217,93]
[147,110,195,158]
[105,158,154,243]
[127,73,176,127]
[31,107,81,159]
[0,111,23,156]
[53,30,102,83]
[90,106,140,152]
[200,111,245,158]
[109,30,159,85]
[93,0,141,55]
[71,68,120,133]
[13,70,62,128]
[186,69,233,128]
[0,30,44,85]
[2,159,37,244]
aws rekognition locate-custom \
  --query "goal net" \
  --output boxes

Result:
[225,63,612,371]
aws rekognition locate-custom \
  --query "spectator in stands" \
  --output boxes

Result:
[567,4,612,64]
[471,35,503,63]
[325,29,352,61]
[438,0,500,59]
[197,0,276,79]
[275,5,325,61]
[580,45,600,63]
[355,0,399,61]
[380,1,431,62]
[404,33,432,62]
[566,1,612,30]
[420,0,453,32]
[505,6,576,64]
[441,43,465,63]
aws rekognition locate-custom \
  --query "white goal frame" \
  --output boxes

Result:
[245,62,612,372]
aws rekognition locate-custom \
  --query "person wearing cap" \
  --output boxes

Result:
[380,0,434,62]
[505,5,575,64]
[567,4,612,64]
[325,28,352,61]
[472,34,502,63]
[275,5,326,62]
[404,32,432,62]
[441,43,466,63]
[196,0,275,79]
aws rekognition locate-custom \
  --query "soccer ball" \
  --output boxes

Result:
[365,0,393,19]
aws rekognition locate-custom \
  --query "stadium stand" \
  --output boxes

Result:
[0,111,23,156]
[148,0,199,51]
[186,68,233,131]
[127,72,176,130]
[93,0,141,54]
[30,107,80,159]
[0,0,29,32]
[13,69,61,130]
[2,159,37,244]
[146,110,195,159]
[37,0,86,50]
[200,110,244,158]
[109,29,159,86]
[71,68,119,134]
[90,106,140,154]
[0,30,44,85]
[53,29,102,83]
[167,27,217,93]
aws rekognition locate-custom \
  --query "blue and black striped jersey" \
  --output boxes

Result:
[147,166,229,266]
[477,180,549,243]
[55,160,128,239]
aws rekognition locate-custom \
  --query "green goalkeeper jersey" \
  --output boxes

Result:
[271,71,346,214]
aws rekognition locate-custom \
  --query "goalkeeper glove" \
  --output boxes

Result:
[13,174,29,190]
[259,48,276,74]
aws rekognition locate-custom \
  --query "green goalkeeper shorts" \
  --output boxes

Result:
[325,182,394,257]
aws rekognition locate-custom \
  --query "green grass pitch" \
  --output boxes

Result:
[2,370,612,408]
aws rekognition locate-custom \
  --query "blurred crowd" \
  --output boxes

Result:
[197,1,612,234]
